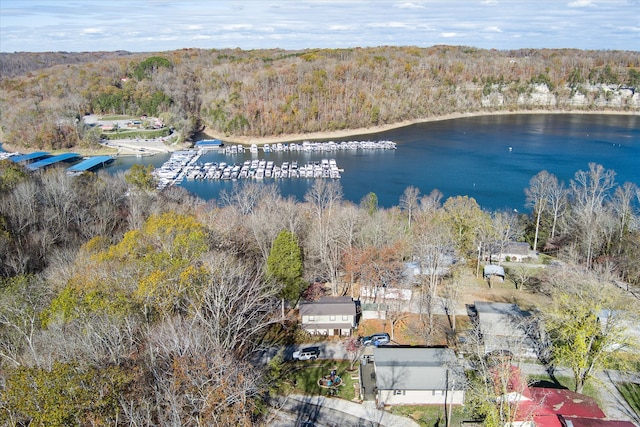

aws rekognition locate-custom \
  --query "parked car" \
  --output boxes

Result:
[293,346,321,360]
[360,333,390,347]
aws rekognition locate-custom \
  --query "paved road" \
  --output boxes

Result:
[268,394,421,427]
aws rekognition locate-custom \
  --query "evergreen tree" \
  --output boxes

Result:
[266,229,306,304]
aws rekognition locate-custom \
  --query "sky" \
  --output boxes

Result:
[1,0,639,53]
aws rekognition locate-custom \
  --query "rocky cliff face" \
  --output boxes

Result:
[482,83,639,109]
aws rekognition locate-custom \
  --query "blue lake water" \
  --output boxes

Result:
[5,113,639,211]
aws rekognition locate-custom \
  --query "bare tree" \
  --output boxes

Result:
[569,163,616,269]
[489,210,523,265]
[525,171,555,252]
[192,253,283,353]
[412,212,455,337]
[304,180,343,294]
[546,175,567,241]
[399,186,420,230]
[0,275,52,368]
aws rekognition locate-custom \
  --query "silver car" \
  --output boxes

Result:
[293,346,320,360]
[360,333,390,346]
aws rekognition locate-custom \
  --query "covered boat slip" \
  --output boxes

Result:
[26,153,81,171]
[8,150,113,174]
[9,151,51,163]
[67,156,114,174]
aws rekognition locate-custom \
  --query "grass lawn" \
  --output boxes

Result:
[617,382,640,417]
[390,404,468,427]
[282,359,360,401]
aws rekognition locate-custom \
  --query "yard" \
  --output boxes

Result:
[281,360,360,401]
[389,404,469,427]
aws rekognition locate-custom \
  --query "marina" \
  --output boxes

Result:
[154,149,343,189]
[153,139,396,189]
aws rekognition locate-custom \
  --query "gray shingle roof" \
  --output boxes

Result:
[373,347,464,391]
[299,296,356,316]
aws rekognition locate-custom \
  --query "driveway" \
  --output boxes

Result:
[269,394,421,427]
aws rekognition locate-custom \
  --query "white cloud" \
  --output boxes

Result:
[80,28,104,35]
[367,21,412,29]
[0,0,637,52]
[221,24,253,31]
[568,0,595,7]
[395,2,425,8]
[328,25,353,31]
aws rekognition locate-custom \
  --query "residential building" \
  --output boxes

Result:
[299,296,357,336]
[473,301,537,357]
[372,347,465,406]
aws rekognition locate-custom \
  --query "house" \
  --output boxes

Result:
[502,242,532,262]
[473,301,537,357]
[404,252,457,283]
[491,367,636,427]
[489,242,532,263]
[483,264,505,282]
[372,347,465,406]
[299,296,357,336]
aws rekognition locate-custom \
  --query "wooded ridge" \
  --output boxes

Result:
[1,46,638,151]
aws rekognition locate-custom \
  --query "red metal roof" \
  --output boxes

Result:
[528,388,606,419]
[559,416,637,427]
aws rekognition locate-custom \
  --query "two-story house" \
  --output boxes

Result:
[299,296,357,336]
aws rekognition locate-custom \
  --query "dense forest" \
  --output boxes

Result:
[1,46,639,150]
[0,156,639,424]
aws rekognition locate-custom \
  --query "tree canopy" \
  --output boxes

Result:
[266,229,306,303]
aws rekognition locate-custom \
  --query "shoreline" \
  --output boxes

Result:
[199,109,639,146]
[2,109,638,155]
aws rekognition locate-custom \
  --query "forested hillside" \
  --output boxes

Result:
[1,46,638,151]
[0,51,140,79]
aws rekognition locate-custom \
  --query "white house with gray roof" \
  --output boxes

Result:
[299,296,357,336]
[373,347,465,406]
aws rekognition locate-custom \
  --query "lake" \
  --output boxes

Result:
[7,113,640,211]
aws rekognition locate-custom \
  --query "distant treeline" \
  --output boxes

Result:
[0,50,141,78]
[1,46,639,151]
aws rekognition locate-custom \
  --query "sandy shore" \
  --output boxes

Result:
[199,109,639,146]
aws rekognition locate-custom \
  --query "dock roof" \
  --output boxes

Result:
[195,139,223,146]
[27,153,80,171]
[10,152,50,163]
[67,156,113,172]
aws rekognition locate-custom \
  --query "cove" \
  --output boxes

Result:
[97,113,640,211]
